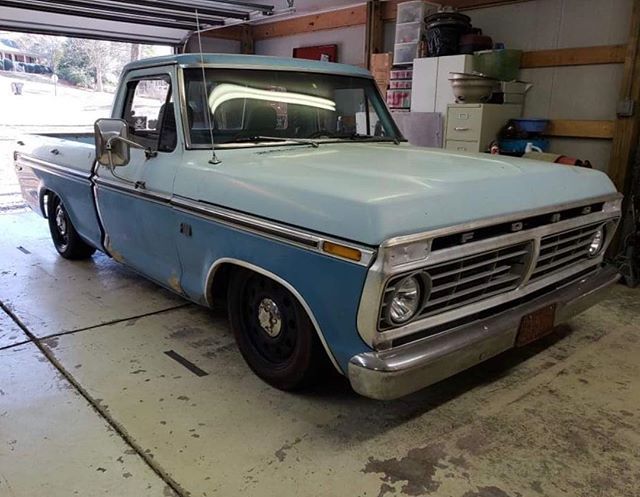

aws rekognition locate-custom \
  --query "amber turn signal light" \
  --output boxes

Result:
[322,241,362,262]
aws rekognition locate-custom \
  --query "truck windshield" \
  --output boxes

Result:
[182,68,402,148]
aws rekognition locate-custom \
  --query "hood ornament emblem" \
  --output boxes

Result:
[461,232,474,244]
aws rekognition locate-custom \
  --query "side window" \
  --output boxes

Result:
[122,76,176,152]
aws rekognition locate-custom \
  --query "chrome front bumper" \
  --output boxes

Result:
[348,265,620,400]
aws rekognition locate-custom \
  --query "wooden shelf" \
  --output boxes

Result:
[521,46,626,69]
[545,120,615,139]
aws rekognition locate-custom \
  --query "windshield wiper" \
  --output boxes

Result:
[345,133,401,145]
[227,135,319,148]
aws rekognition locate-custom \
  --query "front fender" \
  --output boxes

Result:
[205,257,347,373]
[175,212,375,373]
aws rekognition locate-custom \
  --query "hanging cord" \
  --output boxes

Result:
[195,9,221,165]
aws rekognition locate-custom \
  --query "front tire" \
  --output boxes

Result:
[227,269,325,391]
[47,194,96,260]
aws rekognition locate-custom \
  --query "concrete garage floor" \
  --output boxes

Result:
[1,212,639,497]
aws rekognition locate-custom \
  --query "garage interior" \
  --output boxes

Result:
[1,1,640,497]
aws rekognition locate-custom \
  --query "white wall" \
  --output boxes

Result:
[466,0,633,171]
[255,25,366,66]
[467,0,632,50]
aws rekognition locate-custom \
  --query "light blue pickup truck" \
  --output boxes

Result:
[15,54,622,399]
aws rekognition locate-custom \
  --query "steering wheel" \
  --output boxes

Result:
[306,130,340,139]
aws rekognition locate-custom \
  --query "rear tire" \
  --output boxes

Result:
[47,194,96,260]
[227,269,325,391]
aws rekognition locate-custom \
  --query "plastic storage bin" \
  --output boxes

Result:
[395,21,424,44]
[386,89,412,109]
[390,69,413,80]
[393,42,419,65]
[390,80,412,89]
[397,1,439,24]
[474,49,522,81]
[499,138,549,154]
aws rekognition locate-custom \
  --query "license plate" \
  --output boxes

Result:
[516,304,557,347]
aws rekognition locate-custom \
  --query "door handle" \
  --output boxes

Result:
[454,127,470,131]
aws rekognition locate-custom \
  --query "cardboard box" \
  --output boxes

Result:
[370,52,392,93]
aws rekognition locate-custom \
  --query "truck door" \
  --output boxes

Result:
[94,68,184,292]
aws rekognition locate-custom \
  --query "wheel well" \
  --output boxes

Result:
[205,260,343,374]
[207,262,236,306]
[40,188,54,218]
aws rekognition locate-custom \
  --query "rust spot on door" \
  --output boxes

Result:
[105,240,124,263]
[168,272,182,294]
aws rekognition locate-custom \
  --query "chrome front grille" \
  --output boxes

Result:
[376,219,616,332]
[367,196,622,350]
[530,223,602,281]
[379,243,530,330]
[420,243,530,316]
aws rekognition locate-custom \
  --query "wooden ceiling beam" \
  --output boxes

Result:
[252,6,367,40]
[201,25,246,41]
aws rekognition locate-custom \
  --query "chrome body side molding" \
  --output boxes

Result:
[172,196,376,267]
[16,154,91,181]
[94,176,172,205]
[93,176,375,267]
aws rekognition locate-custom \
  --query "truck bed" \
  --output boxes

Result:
[39,132,95,145]
[14,132,103,250]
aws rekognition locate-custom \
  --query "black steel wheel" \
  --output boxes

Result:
[227,269,325,391]
[47,194,96,260]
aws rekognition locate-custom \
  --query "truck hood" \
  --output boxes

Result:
[180,143,617,246]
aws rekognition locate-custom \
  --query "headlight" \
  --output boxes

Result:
[588,228,604,257]
[388,275,422,324]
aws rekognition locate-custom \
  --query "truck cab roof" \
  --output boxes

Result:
[122,53,373,78]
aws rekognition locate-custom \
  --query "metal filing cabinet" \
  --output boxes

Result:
[445,103,522,153]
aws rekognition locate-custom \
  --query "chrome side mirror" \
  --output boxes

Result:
[95,118,131,168]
